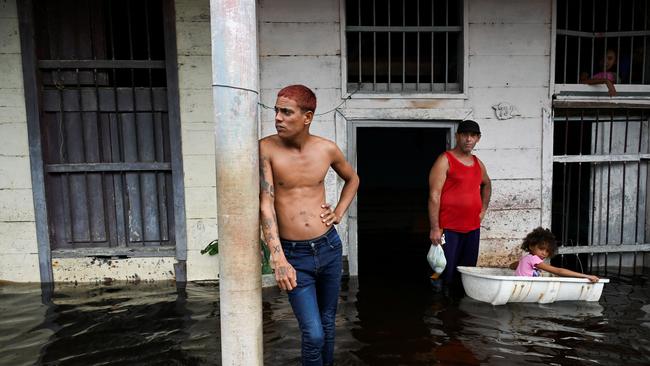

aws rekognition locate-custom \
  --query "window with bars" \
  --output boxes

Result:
[552,108,649,258]
[345,0,463,93]
[555,0,650,85]
[32,0,178,250]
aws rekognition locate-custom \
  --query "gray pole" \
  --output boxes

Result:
[210,1,262,365]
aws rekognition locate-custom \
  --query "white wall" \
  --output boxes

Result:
[256,0,554,270]
[0,0,41,282]
[466,0,552,266]
[176,0,220,280]
[0,0,557,281]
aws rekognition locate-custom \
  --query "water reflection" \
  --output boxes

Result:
[0,269,648,365]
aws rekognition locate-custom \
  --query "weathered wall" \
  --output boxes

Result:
[176,0,220,280]
[1,0,607,281]
[467,0,552,266]
[0,0,41,282]
[35,0,219,283]
[52,0,221,282]
[1,0,220,282]
[256,0,554,270]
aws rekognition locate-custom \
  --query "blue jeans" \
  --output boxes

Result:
[281,227,343,366]
[441,229,480,287]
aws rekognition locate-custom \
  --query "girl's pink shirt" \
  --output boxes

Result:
[515,254,543,276]
[592,71,616,82]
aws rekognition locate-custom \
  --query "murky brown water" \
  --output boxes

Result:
[1,269,649,365]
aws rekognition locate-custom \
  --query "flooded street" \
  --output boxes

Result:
[1,269,649,365]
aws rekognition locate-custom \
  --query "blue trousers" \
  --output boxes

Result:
[441,229,481,286]
[281,227,343,366]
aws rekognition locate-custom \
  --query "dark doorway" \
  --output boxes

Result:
[357,127,449,285]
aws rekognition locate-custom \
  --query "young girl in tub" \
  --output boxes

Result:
[513,227,600,283]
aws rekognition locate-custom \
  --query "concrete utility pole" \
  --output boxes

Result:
[210,0,262,365]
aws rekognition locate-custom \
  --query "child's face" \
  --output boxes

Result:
[531,243,550,260]
[605,50,616,70]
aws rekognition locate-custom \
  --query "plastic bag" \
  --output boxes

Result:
[427,235,447,275]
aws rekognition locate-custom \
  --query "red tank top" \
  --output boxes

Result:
[439,151,482,233]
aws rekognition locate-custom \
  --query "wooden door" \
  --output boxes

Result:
[31,0,181,255]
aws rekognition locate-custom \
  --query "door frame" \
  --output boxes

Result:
[345,119,458,276]
[17,0,188,282]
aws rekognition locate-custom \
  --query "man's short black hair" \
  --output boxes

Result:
[457,120,481,135]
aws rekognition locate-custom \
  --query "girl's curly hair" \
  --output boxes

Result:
[520,227,557,257]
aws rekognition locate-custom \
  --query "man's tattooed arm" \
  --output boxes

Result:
[259,146,296,290]
[259,152,284,260]
[259,156,274,198]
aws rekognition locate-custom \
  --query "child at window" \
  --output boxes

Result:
[513,227,600,283]
[580,48,618,97]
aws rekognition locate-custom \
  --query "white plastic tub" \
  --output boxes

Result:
[457,266,609,305]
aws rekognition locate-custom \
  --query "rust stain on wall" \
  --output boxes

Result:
[409,100,442,109]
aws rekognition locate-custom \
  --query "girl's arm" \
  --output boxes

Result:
[536,262,600,283]
[580,75,617,96]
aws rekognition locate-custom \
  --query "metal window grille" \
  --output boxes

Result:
[34,0,176,250]
[345,0,463,93]
[556,0,650,85]
[552,108,650,271]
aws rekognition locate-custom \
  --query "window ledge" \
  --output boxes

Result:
[553,84,650,107]
[344,92,468,100]
[554,83,650,95]
[337,107,472,121]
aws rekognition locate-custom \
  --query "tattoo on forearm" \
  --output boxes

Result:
[261,179,274,197]
[273,245,281,254]
[259,156,275,198]
[262,216,279,246]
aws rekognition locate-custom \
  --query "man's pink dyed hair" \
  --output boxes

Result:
[277,85,317,113]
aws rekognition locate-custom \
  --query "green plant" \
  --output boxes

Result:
[201,238,273,275]
[201,239,219,255]
[260,240,273,275]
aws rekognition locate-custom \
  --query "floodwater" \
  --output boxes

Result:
[1,269,649,365]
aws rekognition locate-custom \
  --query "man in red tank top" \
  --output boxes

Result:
[428,120,491,295]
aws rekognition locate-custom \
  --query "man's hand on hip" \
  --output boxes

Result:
[320,203,339,226]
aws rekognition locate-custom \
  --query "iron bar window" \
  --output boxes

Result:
[34,0,173,250]
[345,0,463,93]
[556,0,650,85]
[552,108,649,270]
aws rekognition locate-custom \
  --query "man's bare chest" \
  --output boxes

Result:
[271,155,330,189]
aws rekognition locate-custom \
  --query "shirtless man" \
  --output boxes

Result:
[259,85,359,366]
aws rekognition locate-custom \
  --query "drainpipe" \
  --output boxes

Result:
[210,1,262,365]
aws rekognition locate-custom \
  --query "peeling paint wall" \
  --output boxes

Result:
[52,257,177,283]
[467,0,552,265]
[0,0,220,283]
[49,0,221,282]
[0,0,41,282]
[5,0,642,282]
[256,0,554,269]
[176,0,220,280]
